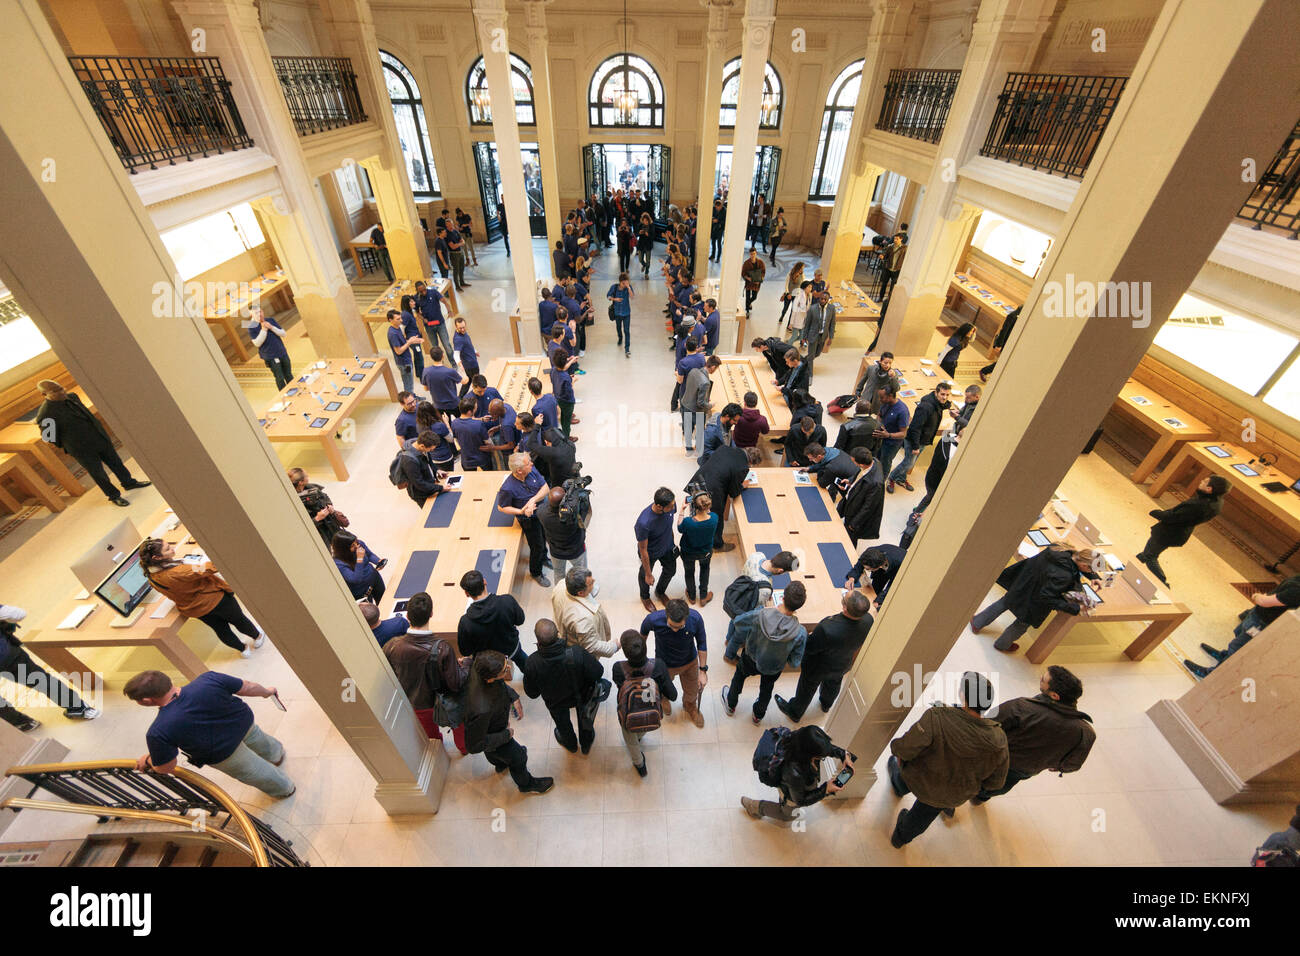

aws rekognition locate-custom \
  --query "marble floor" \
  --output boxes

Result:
[0,235,1291,866]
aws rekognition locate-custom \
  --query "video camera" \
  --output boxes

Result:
[684,479,710,507]
[559,463,592,525]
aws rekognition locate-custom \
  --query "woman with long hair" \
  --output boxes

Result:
[778,262,806,326]
[677,492,720,605]
[938,322,976,379]
[636,213,655,278]
[616,220,633,273]
[330,530,386,602]
[399,294,425,379]
[139,537,264,658]
[415,400,456,469]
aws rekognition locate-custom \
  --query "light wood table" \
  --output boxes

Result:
[732,468,861,629]
[256,357,399,480]
[0,453,66,514]
[347,227,382,278]
[948,272,1017,327]
[0,422,84,497]
[203,269,291,362]
[1109,379,1217,483]
[1147,440,1300,539]
[713,355,791,437]
[379,474,524,642]
[850,354,954,418]
[23,510,210,682]
[359,277,458,353]
[483,356,552,413]
[829,279,882,323]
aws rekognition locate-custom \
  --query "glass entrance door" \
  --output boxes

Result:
[715,145,782,206]
[584,143,672,223]
[472,140,547,239]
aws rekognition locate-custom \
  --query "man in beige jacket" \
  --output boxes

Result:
[552,568,618,659]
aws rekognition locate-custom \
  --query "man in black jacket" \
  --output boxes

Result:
[1136,475,1229,587]
[533,428,577,488]
[847,543,906,609]
[780,350,810,407]
[523,618,603,754]
[974,665,1096,803]
[397,431,448,507]
[979,305,1021,382]
[802,444,858,500]
[782,416,826,468]
[36,381,150,506]
[837,448,885,546]
[751,336,794,384]
[688,445,761,552]
[463,651,553,793]
[776,590,873,721]
[834,400,882,459]
[887,382,951,493]
[536,487,589,580]
[457,570,528,668]
[971,547,1101,653]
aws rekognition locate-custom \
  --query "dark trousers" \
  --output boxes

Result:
[197,592,260,651]
[559,402,575,438]
[458,366,480,399]
[710,496,727,547]
[410,344,425,380]
[710,235,722,259]
[727,651,778,718]
[502,232,511,256]
[1136,535,1172,583]
[436,257,449,278]
[618,251,632,272]
[670,380,682,412]
[769,233,783,263]
[484,738,534,790]
[977,768,1032,802]
[638,550,677,600]
[548,700,596,751]
[451,252,467,289]
[785,667,845,719]
[0,646,91,714]
[377,248,394,282]
[264,355,293,390]
[519,516,548,578]
[744,287,759,314]
[880,268,901,301]
[778,295,793,321]
[681,551,712,600]
[72,442,135,501]
[894,799,944,845]
[615,315,631,350]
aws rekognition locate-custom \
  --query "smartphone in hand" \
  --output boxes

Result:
[270,692,287,712]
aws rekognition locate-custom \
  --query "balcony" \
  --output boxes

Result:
[979,72,1127,181]
[1237,116,1299,240]
[875,68,961,145]
[272,57,367,136]
[68,56,254,174]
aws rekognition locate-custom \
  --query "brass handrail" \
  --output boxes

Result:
[5,760,270,867]
[0,798,261,864]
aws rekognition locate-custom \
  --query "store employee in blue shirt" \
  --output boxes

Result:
[421,346,467,423]
[394,390,420,447]
[639,599,709,727]
[450,397,492,471]
[529,377,559,432]
[700,299,721,355]
[634,487,678,612]
[469,377,503,418]
[414,280,453,361]
[497,452,552,586]
[399,295,424,379]
[387,310,423,394]
[247,307,292,389]
[538,289,560,337]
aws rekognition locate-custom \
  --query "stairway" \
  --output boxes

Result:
[0,831,255,867]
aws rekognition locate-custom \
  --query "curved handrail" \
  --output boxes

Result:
[0,798,262,864]
[5,760,270,867]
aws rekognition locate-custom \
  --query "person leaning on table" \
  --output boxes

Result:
[139,538,266,659]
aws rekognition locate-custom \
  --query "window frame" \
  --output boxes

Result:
[719,58,783,130]
[465,53,536,127]
[808,58,866,201]
[588,53,665,129]
[379,50,442,199]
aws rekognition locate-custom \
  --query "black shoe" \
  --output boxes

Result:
[887,755,906,796]
[121,479,152,490]
[109,497,130,507]
[15,716,40,732]
[1183,659,1211,680]
[554,727,577,753]
[634,760,648,778]
[521,776,554,794]
[494,763,509,774]
[580,739,593,756]
[890,810,907,849]
[819,701,832,714]
[1200,643,1229,663]
[774,694,799,722]
[461,282,473,287]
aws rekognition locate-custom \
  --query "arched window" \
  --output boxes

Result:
[380,50,441,198]
[808,59,864,201]
[465,53,536,126]
[589,53,664,128]
[719,58,783,129]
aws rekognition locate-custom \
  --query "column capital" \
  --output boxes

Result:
[703,0,733,48]
[471,0,508,33]
[521,0,554,36]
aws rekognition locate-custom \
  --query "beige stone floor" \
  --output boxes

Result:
[0,237,1291,866]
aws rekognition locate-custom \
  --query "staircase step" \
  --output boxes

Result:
[70,837,132,868]
[166,844,209,868]
[210,849,256,867]
[122,840,169,867]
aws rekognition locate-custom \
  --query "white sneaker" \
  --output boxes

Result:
[252,631,267,649]
[240,647,252,659]
[573,397,584,404]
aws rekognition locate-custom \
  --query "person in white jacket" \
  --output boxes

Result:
[784,281,812,347]
[552,569,618,658]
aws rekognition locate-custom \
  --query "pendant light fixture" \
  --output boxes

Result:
[613,0,640,125]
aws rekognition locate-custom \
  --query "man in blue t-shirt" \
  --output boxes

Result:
[450,397,492,471]
[394,390,419,447]
[421,346,467,423]
[874,384,911,482]
[414,279,454,360]
[497,451,552,586]
[387,310,422,394]
[469,377,503,418]
[635,486,678,612]
[639,597,708,728]
[700,299,721,355]
[538,289,560,339]
[125,669,294,798]
[528,377,559,433]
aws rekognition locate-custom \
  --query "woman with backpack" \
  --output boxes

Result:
[741,725,855,823]
[612,630,678,777]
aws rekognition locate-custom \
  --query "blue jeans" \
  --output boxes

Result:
[395,361,414,394]
[878,441,903,481]
[889,441,921,483]
[426,322,454,364]
[209,724,293,798]
[1222,608,1266,661]
[615,314,631,349]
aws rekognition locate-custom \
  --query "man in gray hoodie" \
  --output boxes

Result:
[721,582,807,723]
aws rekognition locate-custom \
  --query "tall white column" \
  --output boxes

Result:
[694,0,732,278]
[522,0,564,255]
[716,0,776,350]
[473,0,540,338]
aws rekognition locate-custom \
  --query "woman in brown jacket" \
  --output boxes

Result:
[139,538,264,658]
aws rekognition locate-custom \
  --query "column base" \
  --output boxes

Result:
[370,739,449,815]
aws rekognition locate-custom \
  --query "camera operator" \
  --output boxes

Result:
[686,444,762,553]
[534,427,577,488]
[536,470,592,579]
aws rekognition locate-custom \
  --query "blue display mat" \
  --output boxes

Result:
[754,543,792,588]
[818,542,855,586]
[424,492,461,528]
[476,548,506,593]
[740,487,772,523]
[395,550,439,599]
[796,486,831,522]
[488,502,516,527]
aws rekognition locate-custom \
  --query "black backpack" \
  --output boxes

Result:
[900,510,923,551]
[388,449,417,488]
[723,575,764,619]
[752,726,792,787]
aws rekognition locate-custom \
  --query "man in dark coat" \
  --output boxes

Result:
[36,380,150,506]
[1136,475,1229,586]
[970,546,1102,653]
[457,569,528,667]
[463,651,553,794]
[776,590,873,721]
[780,349,810,407]
[522,618,603,754]
[687,445,762,551]
[803,443,858,500]
[974,665,1096,803]
[782,416,826,468]
[837,448,885,546]
[887,382,952,493]
[847,543,906,609]
[752,336,795,384]
[834,400,883,459]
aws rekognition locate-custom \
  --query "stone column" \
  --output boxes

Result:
[821,0,1300,798]
[171,0,371,358]
[877,0,1054,355]
[818,0,914,285]
[522,0,564,254]
[0,0,446,813]
[694,0,733,278]
[473,0,540,335]
[716,0,776,350]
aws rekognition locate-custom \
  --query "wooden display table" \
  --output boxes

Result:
[255,357,399,480]
[1109,379,1216,483]
[203,268,291,362]
[379,473,524,641]
[829,279,882,323]
[948,272,1018,329]
[0,453,65,514]
[347,227,383,277]
[1146,440,1300,539]
[23,510,211,683]
[483,356,552,414]
[359,277,457,353]
[732,468,861,628]
[713,355,791,438]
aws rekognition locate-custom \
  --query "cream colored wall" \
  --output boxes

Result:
[260,0,327,56]
[41,0,188,55]
[1030,0,1163,75]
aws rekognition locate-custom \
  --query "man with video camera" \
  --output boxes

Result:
[536,463,593,581]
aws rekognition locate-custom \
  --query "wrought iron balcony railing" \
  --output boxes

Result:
[1237,117,1300,240]
[979,72,1127,181]
[272,56,368,136]
[875,68,962,145]
[68,56,254,174]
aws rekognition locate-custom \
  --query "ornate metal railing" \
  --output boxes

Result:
[875,68,962,145]
[1237,117,1300,240]
[68,56,254,173]
[5,760,308,867]
[272,56,368,136]
[979,72,1127,180]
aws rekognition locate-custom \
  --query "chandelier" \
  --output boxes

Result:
[472,85,491,121]
[613,0,639,125]
[759,90,777,125]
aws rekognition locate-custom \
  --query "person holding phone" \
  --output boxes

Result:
[463,651,554,794]
[741,725,855,824]
[970,546,1101,653]
[330,530,387,602]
